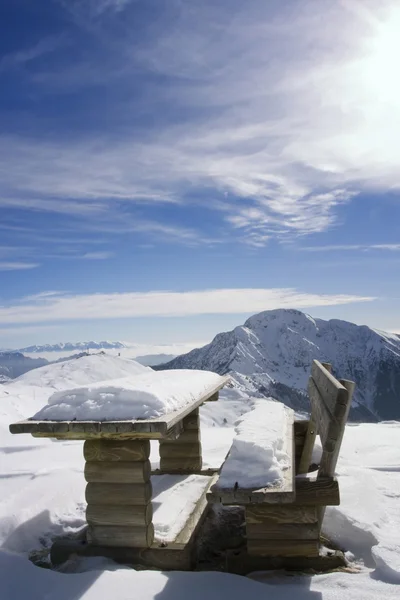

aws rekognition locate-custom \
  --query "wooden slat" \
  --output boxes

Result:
[158,456,202,473]
[207,415,295,506]
[159,442,202,459]
[84,461,151,484]
[245,505,318,525]
[181,410,200,430]
[9,376,229,439]
[85,482,152,505]
[84,440,150,462]
[163,430,200,444]
[319,378,355,478]
[308,378,340,452]
[297,410,317,475]
[162,474,217,549]
[246,522,319,540]
[87,524,154,548]
[295,476,340,506]
[311,360,348,421]
[247,539,319,557]
[86,503,153,526]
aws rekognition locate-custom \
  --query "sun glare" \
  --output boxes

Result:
[363,9,400,104]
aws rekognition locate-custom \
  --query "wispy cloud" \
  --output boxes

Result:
[1,1,400,246]
[302,244,400,252]
[0,262,39,271]
[82,251,114,260]
[0,35,65,72]
[0,288,375,325]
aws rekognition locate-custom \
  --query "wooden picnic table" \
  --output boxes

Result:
[9,375,230,562]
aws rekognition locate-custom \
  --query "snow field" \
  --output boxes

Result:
[0,354,399,599]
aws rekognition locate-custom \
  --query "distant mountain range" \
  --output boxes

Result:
[157,309,400,422]
[17,341,127,353]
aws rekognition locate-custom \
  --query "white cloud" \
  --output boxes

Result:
[0,262,39,271]
[302,244,400,252]
[1,1,400,245]
[0,288,375,325]
[82,251,114,260]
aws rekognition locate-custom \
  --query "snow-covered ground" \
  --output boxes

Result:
[0,355,399,599]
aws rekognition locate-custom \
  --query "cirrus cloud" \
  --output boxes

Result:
[0,287,375,326]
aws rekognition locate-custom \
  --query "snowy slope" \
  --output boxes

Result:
[0,350,400,596]
[159,309,400,421]
[16,353,150,390]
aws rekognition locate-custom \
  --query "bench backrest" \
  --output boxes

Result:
[299,360,355,477]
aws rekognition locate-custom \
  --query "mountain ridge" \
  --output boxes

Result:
[16,341,127,353]
[157,309,400,421]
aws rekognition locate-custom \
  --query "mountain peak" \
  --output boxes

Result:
[159,309,400,421]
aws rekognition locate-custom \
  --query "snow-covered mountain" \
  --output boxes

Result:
[158,309,400,421]
[18,341,127,353]
[0,352,48,381]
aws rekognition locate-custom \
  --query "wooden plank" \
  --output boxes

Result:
[85,482,152,505]
[84,440,150,462]
[294,420,309,436]
[159,442,202,459]
[161,474,217,550]
[226,548,346,575]
[69,422,100,434]
[10,376,229,439]
[247,539,319,557]
[311,360,348,421]
[86,504,153,527]
[181,411,200,430]
[298,408,317,475]
[308,378,340,452]
[207,416,295,506]
[295,477,340,506]
[159,456,202,473]
[33,431,162,441]
[318,379,355,478]
[84,461,151,484]
[245,505,317,525]
[246,522,319,540]
[87,524,154,548]
[9,420,69,434]
[162,430,200,444]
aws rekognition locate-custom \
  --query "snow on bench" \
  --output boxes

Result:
[208,399,295,504]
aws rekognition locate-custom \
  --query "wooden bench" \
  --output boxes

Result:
[207,360,355,568]
[9,375,230,569]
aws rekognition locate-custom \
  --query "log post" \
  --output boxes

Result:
[84,439,154,548]
[159,408,202,473]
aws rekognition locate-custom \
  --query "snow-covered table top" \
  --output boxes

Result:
[9,370,230,440]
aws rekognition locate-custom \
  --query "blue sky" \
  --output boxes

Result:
[1,0,400,349]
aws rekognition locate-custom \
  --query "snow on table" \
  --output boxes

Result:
[217,399,293,489]
[32,370,225,422]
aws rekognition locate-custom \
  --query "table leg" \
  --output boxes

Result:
[84,439,154,547]
[159,408,202,473]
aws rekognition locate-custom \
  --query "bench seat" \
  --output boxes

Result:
[207,361,355,561]
[207,400,295,505]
